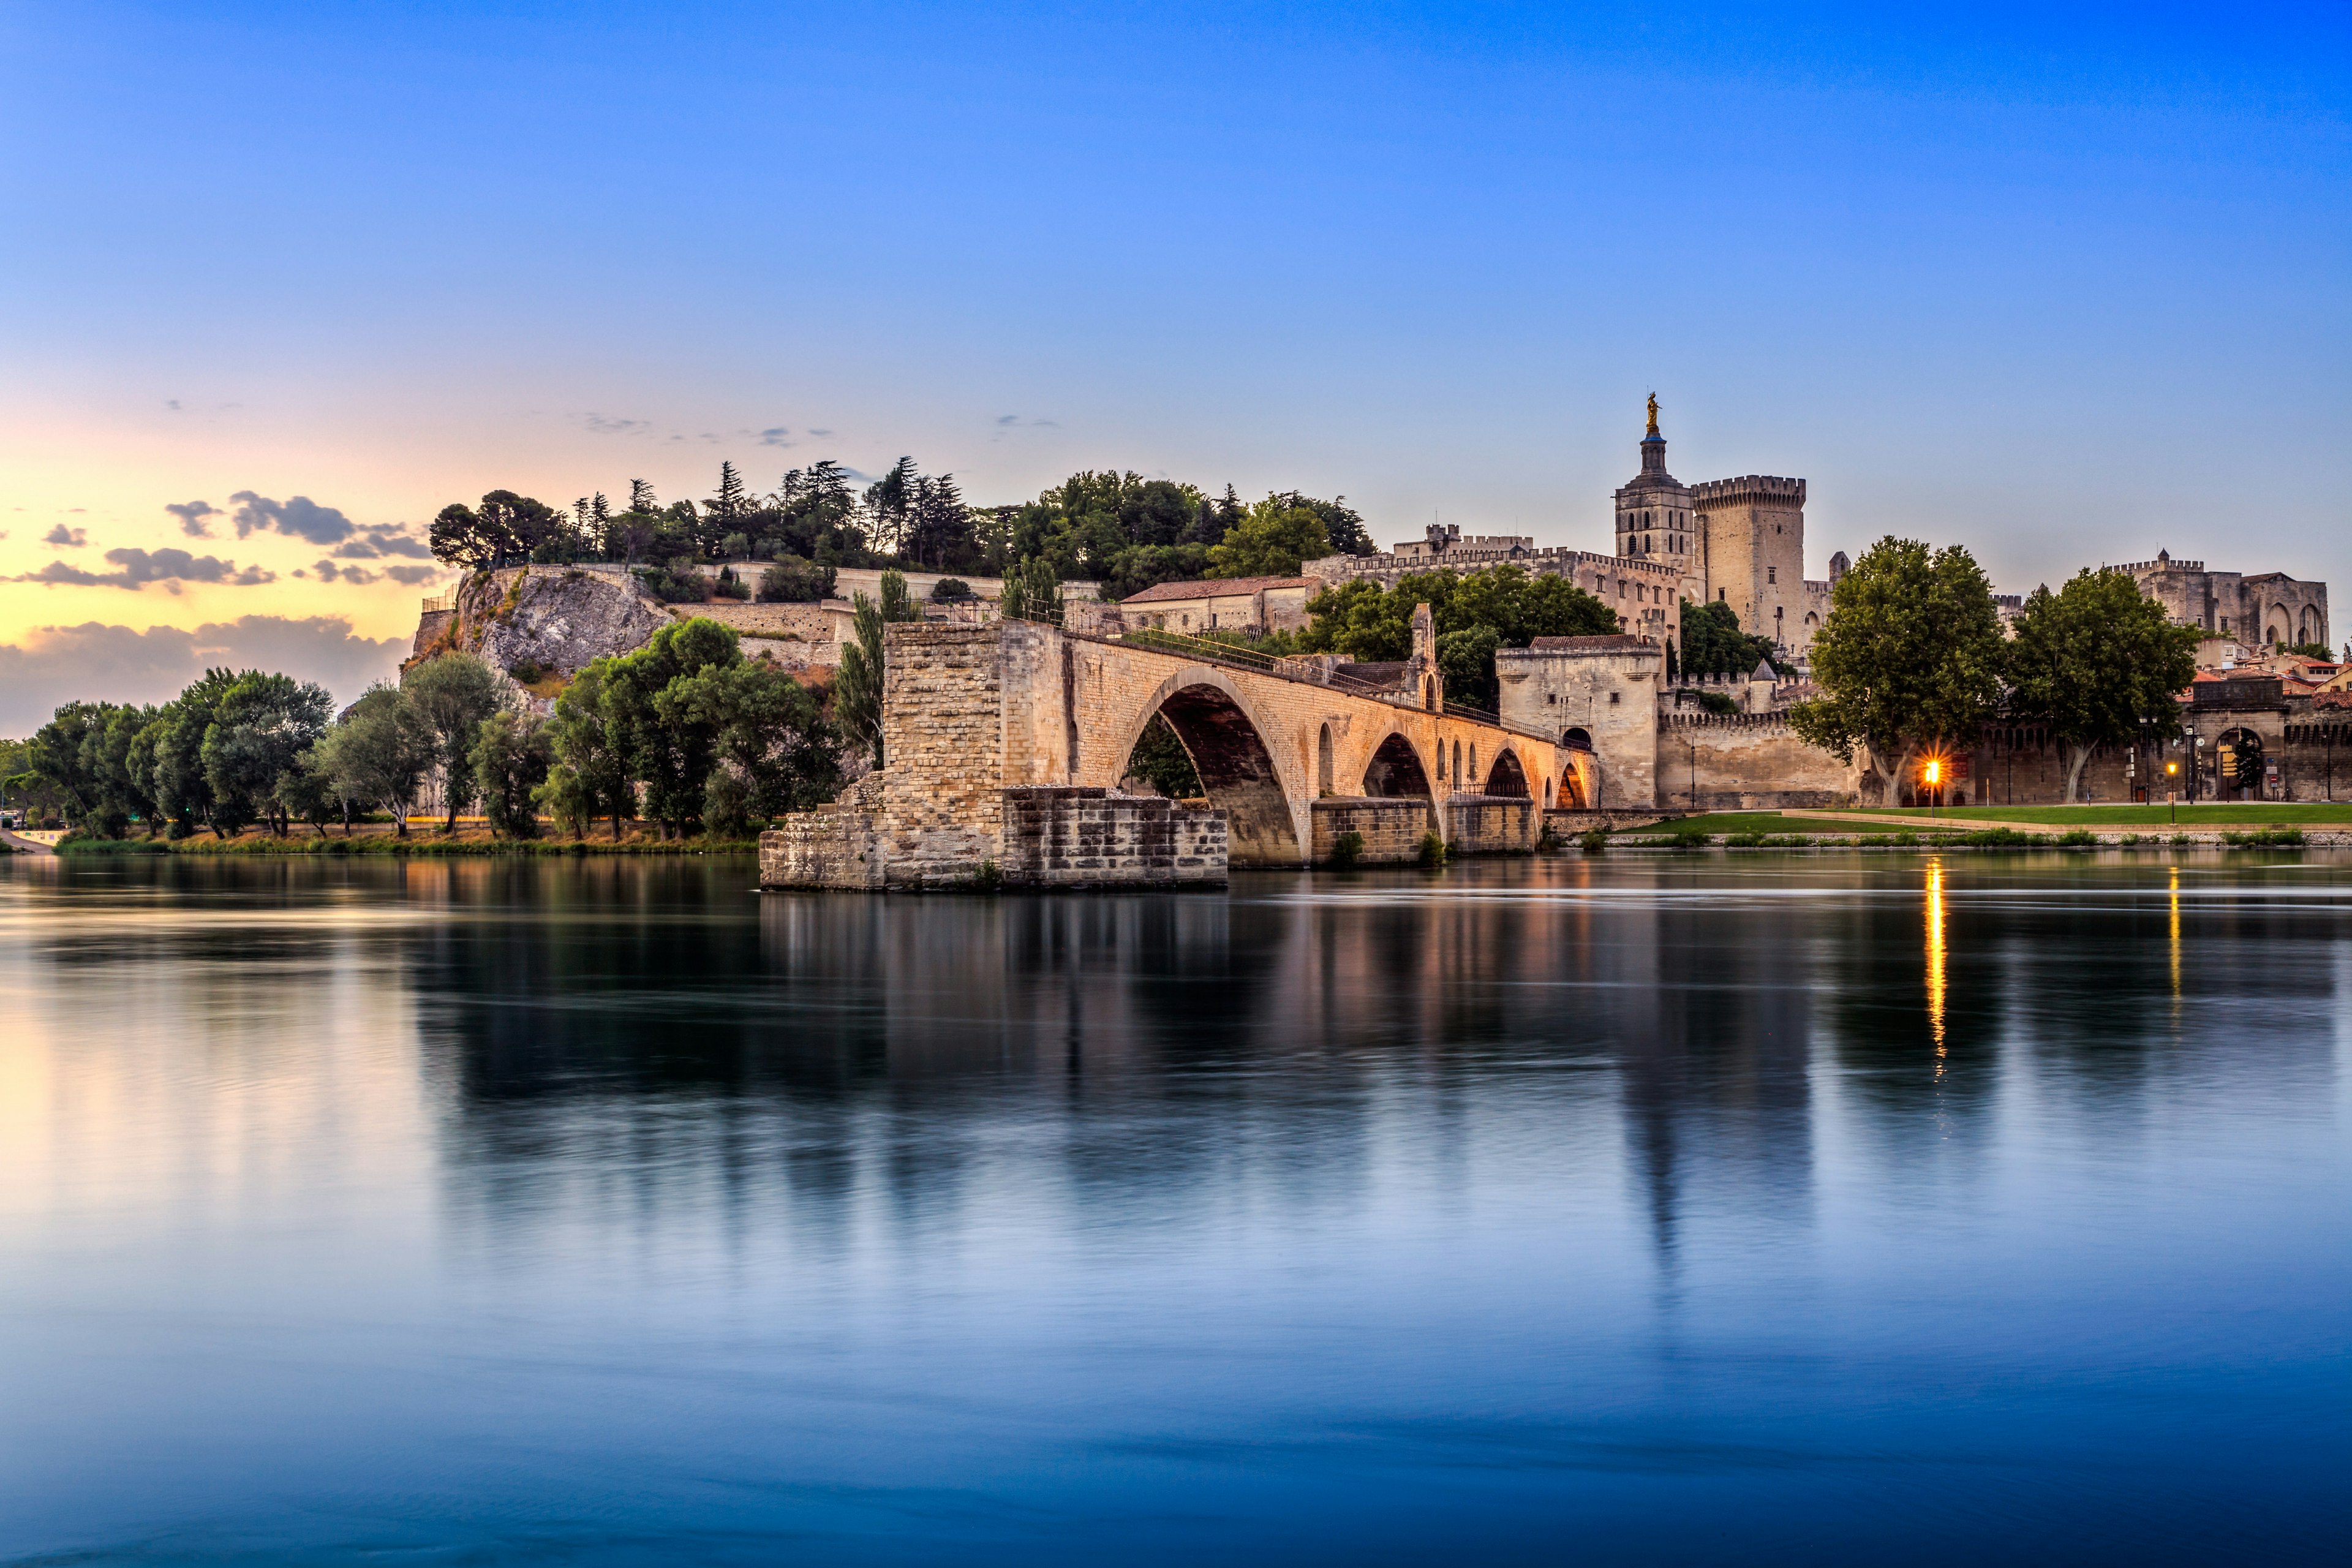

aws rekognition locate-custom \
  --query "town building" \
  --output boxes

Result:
[1117,576,1317,636]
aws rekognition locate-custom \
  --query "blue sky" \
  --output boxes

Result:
[0,2,2345,720]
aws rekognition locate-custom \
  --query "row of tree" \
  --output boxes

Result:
[1793,540,2203,801]
[427,461,1376,601]
[17,624,845,842]
[1291,566,1622,710]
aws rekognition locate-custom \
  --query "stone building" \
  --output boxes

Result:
[1308,398,1833,660]
[1118,575,1317,636]
[2119,551,2328,650]
[1494,635,1661,809]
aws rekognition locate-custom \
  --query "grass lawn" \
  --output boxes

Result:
[1812,803,2352,826]
[1648,812,1968,836]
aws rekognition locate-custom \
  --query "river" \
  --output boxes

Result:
[2,852,2347,1563]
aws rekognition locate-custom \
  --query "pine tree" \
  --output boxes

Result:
[630,478,657,515]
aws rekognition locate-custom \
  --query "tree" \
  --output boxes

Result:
[540,660,631,839]
[1123,714,1201,798]
[472,710,552,837]
[402,652,505,830]
[138,669,239,837]
[313,685,429,836]
[429,490,565,568]
[835,570,922,767]
[657,656,841,826]
[758,556,835,602]
[1205,494,1331,579]
[200,672,334,836]
[1788,537,2008,802]
[706,461,748,554]
[863,456,918,557]
[907,472,975,570]
[2006,568,2202,801]
[997,557,1062,625]
[1678,598,1781,680]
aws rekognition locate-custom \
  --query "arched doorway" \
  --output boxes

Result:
[1481,747,1529,798]
[2215,727,2266,801]
[1562,726,1593,752]
[1148,683,1304,865]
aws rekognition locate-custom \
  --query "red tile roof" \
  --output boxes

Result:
[1120,576,1318,605]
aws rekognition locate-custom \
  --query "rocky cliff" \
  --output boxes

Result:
[412,567,672,682]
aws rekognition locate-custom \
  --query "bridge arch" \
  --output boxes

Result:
[1113,666,1306,866]
[1483,746,1530,798]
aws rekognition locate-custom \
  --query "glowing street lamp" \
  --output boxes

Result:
[1922,756,1943,819]
[2165,759,2180,824]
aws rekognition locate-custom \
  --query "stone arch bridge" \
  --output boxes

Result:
[762,620,1585,889]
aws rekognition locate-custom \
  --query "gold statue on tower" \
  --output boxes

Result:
[1646,393,1660,436]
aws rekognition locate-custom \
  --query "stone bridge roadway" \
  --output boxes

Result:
[930,620,1586,867]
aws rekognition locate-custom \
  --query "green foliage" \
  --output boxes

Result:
[1329,829,1365,869]
[835,570,923,767]
[930,578,975,603]
[1299,565,1617,708]
[314,685,429,836]
[431,489,571,568]
[1678,598,1781,679]
[1123,713,1201,799]
[1579,827,1609,853]
[1205,495,1331,579]
[2285,641,2331,660]
[200,672,334,837]
[632,562,709,603]
[998,557,1063,625]
[1676,688,1740,715]
[2222,828,2304,846]
[972,859,1003,892]
[758,556,836,603]
[2007,568,2202,801]
[472,710,552,838]
[402,652,504,830]
[1788,536,2007,797]
[1417,831,1447,867]
[711,565,751,601]
[2056,828,2099,847]
[1099,543,1213,600]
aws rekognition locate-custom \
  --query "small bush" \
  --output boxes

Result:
[931,578,975,603]
[1580,827,1609,853]
[712,566,751,601]
[1890,831,1920,846]
[2120,833,2142,846]
[2222,828,2304,847]
[1417,831,1448,867]
[1329,829,1365,869]
[972,859,1003,891]
[632,564,708,604]
[2170,832,2193,846]
[1955,827,2034,848]
[507,657,548,685]
[2056,829,2099,847]
[1725,831,1765,848]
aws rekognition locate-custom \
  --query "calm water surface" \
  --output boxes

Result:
[2,851,2348,1564]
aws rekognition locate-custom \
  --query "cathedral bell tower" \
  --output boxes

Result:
[1613,394,1698,601]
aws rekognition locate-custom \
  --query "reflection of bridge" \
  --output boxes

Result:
[761,617,1583,889]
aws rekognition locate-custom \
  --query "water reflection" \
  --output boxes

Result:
[4,853,2351,1564]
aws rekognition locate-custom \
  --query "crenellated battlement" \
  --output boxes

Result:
[1692,475,1806,507]
[2116,557,2205,575]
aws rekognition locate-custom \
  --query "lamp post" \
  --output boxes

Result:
[2165,758,2179,824]
[1923,756,1942,819]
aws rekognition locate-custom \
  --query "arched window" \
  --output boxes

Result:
[1469,744,1479,783]
[1317,723,1334,796]
[1453,739,1462,782]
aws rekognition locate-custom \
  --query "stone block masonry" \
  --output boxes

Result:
[760,620,1566,891]
[1311,799,1434,864]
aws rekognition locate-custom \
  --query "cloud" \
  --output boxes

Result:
[992,414,1060,435]
[43,525,88,548]
[313,560,379,584]
[331,522,432,560]
[581,413,649,435]
[755,427,793,447]
[165,399,182,412]
[229,490,356,546]
[383,565,441,585]
[807,428,832,437]
[0,616,407,734]
[11,548,276,592]
[165,500,222,537]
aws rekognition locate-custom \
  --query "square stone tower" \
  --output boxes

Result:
[1691,473,1807,653]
